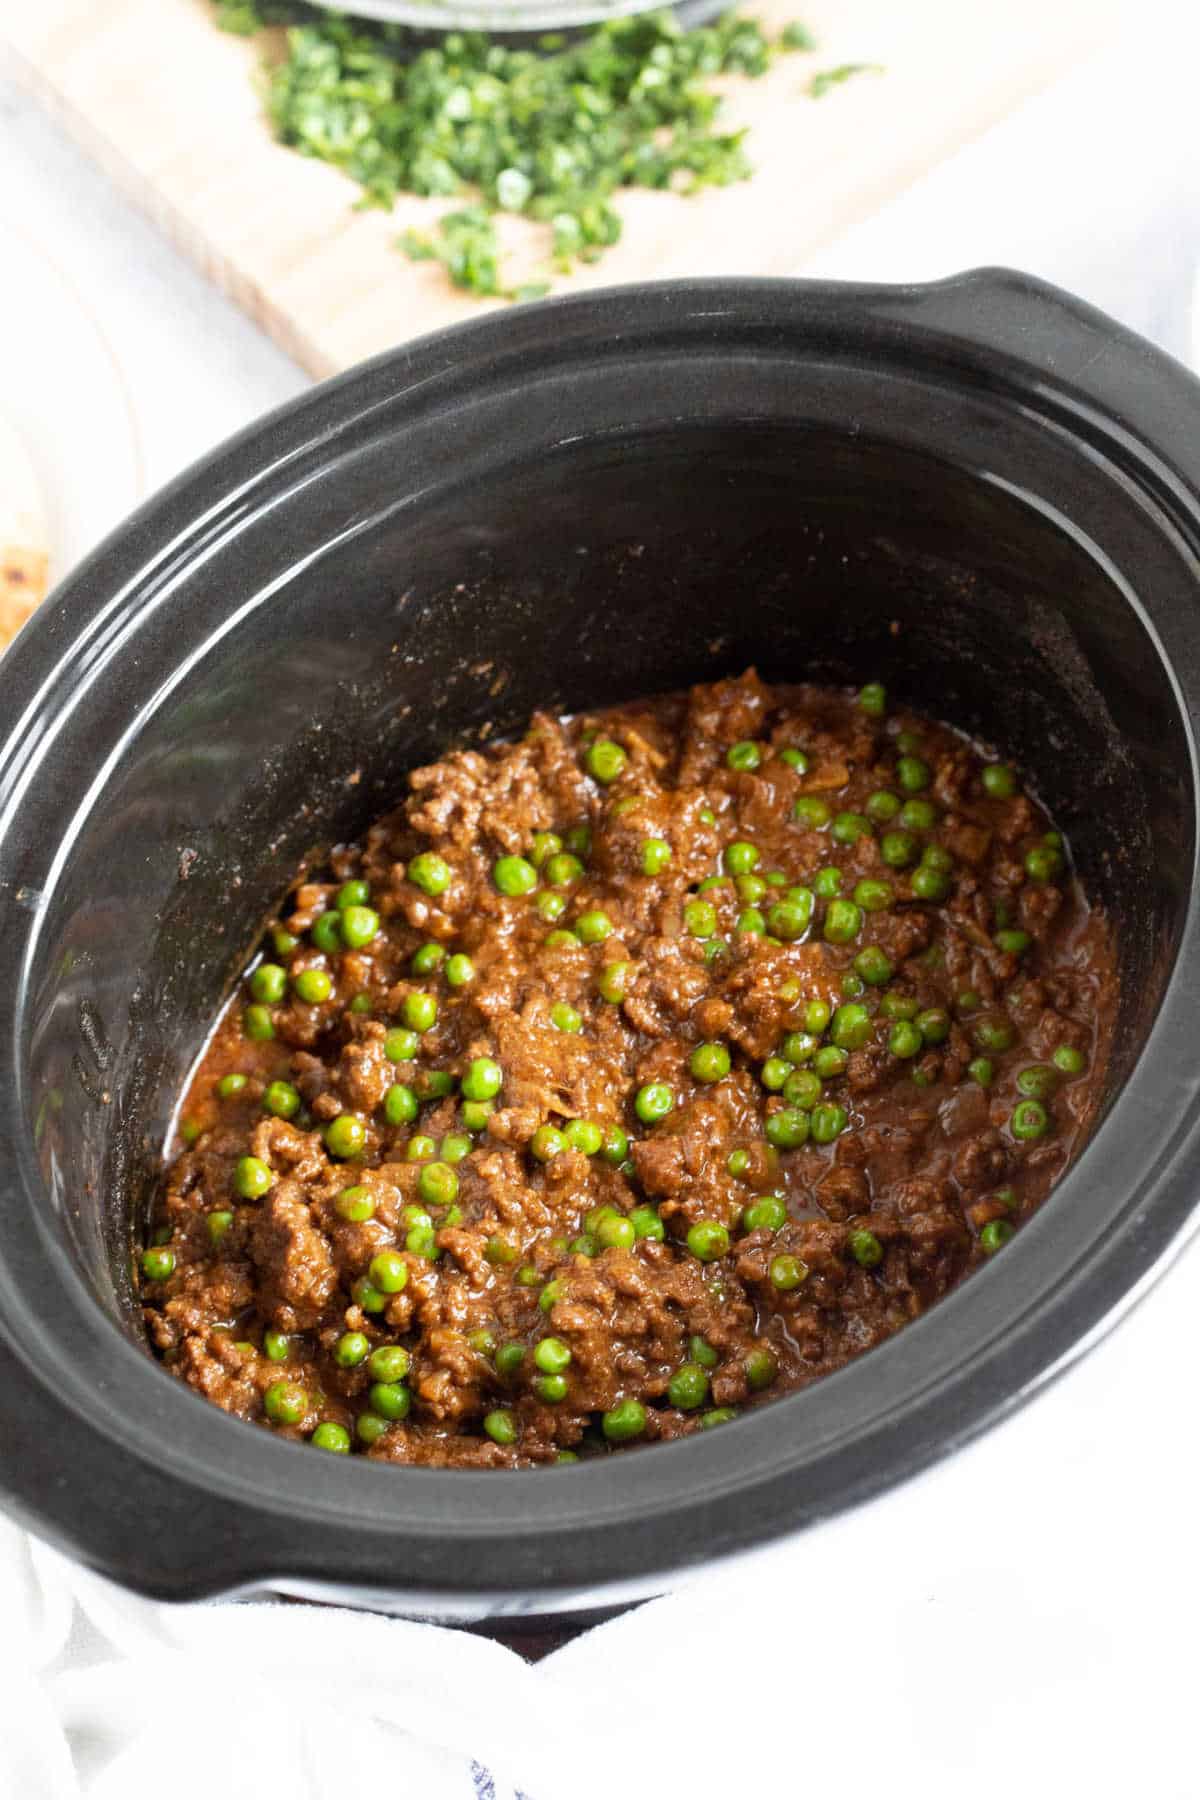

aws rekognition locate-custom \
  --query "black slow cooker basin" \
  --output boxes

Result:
[2,273,1200,1622]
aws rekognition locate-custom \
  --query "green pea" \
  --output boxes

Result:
[858,681,887,717]
[793,796,832,830]
[408,853,452,897]
[880,831,918,868]
[800,1000,829,1035]
[335,1331,370,1367]
[569,1233,598,1257]
[324,1115,366,1160]
[576,910,613,945]
[1053,1044,1086,1075]
[980,1219,1015,1254]
[459,1057,502,1105]
[368,1251,408,1294]
[848,1228,883,1268]
[1017,1064,1059,1101]
[995,929,1032,956]
[597,1213,637,1251]
[261,1080,299,1121]
[814,866,843,900]
[830,1003,871,1051]
[251,962,287,1004]
[384,1028,419,1063]
[911,865,951,903]
[853,946,893,987]
[292,968,331,1006]
[687,1220,729,1261]
[545,853,584,888]
[563,1118,603,1156]
[810,1104,848,1144]
[779,747,809,771]
[968,1058,994,1087]
[235,1155,273,1199]
[596,961,631,1003]
[530,832,562,869]
[866,789,900,823]
[352,1278,387,1314]
[601,1122,629,1165]
[403,991,438,1034]
[537,891,567,924]
[743,1194,787,1232]
[533,1337,572,1375]
[896,756,930,793]
[635,1083,674,1124]
[631,1205,665,1241]
[783,1069,822,1109]
[566,824,592,857]
[760,1056,791,1092]
[726,1148,751,1179]
[495,1344,525,1379]
[263,1328,290,1363]
[888,1020,923,1059]
[216,1072,248,1099]
[460,1101,493,1135]
[485,1235,517,1265]
[334,879,369,911]
[915,1007,950,1045]
[140,1246,175,1282]
[364,1381,409,1421]
[415,1162,456,1210]
[781,1032,818,1065]
[824,900,862,944]
[355,1412,389,1445]
[405,1135,436,1162]
[767,889,813,941]
[699,1407,738,1429]
[690,1042,731,1083]
[641,838,671,875]
[684,900,718,938]
[813,1046,848,1079]
[547,1002,579,1036]
[528,1123,566,1164]
[745,1346,778,1390]
[880,993,919,1020]
[850,881,890,915]
[411,942,444,977]
[832,812,872,846]
[530,1373,565,1403]
[723,841,760,876]
[586,739,626,784]
[1011,1099,1049,1140]
[841,973,865,1000]
[264,1380,307,1425]
[493,855,538,896]
[335,1185,375,1223]
[769,1253,807,1290]
[726,740,762,771]
[982,763,1017,798]
[1025,844,1063,883]
[311,913,342,954]
[697,876,730,895]
[311,1422,351,1454]
[602,1398,647,1442]
[973,1016,1015,1054]
[668,1362,709,1409]
[688,1337,719,1372]
[341,906,380,950]
[736,873,767,905]
[898,798,937,831]
[766,1108,810,1149]
[243,1004,275,1042]
[206,1210,233,1245]
[272,927,299,957]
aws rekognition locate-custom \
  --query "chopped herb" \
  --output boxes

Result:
[809,61,883,99]
[214,4,839,298]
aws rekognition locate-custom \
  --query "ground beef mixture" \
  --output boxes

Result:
[141,672,1114,1469]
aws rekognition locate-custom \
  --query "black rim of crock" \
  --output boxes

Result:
[2,271,1200,1610]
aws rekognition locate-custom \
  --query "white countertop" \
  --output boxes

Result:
[2,16,1200,1796]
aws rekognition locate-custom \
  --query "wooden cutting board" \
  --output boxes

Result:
[3,0,1121,378]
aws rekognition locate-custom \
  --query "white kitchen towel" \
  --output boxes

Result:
[4,1214,1200,1800]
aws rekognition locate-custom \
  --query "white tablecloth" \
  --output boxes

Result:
[2,16,1199,1797]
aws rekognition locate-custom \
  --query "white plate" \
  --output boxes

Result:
[0,211,143,587]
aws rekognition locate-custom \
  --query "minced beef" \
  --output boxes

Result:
[141,673,1114,1468]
